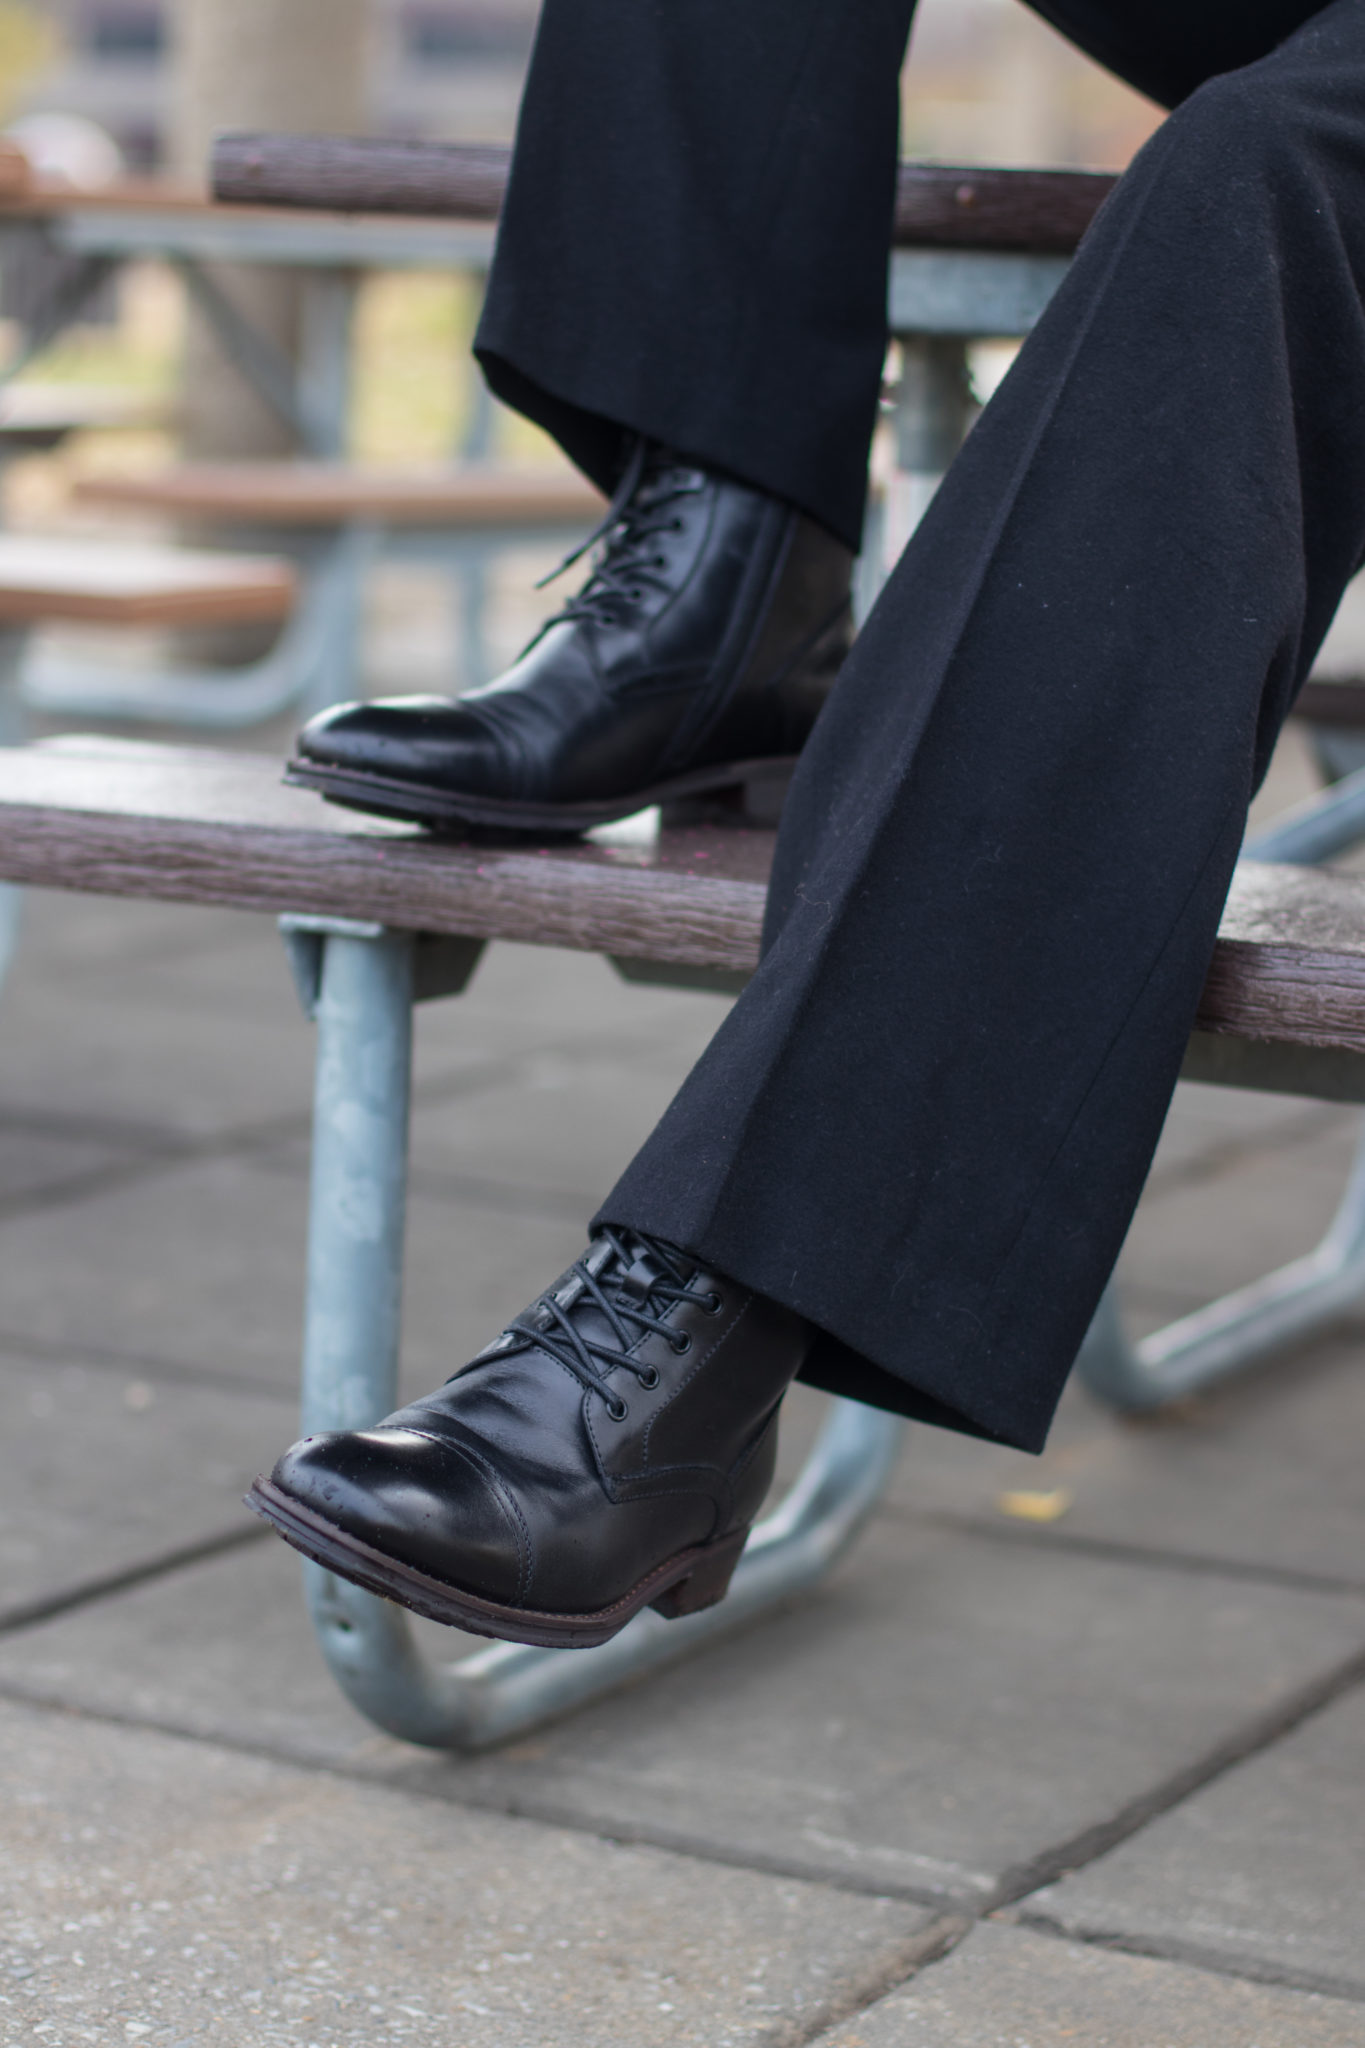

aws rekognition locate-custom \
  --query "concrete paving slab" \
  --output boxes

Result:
[0,1117,142,1206]
[1142,1081,1339,1189]
[0,1696,934,2048]
[0,1351,290,1620]
[1119,1115,1365,1313]
[0,1151,586,1396]
[420,936,730,1062]
[405,1048,717,1210]
[888,1328,1365,1588]
[0,1541,393,1764]
[1025,1683,1365,1998]
[0,896,320,1136]
[4,1517,1363,1907]
[815,1922,1365,2046]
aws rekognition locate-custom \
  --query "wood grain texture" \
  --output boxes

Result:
[2,745,1365,1047]
[75,462,604,528]
[210,133,1115,255]
[892,163,1113,252]
[1196,863,1365,1053]
[0,740,770,973]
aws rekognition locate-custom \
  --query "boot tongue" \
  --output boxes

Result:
[636,450,706,505]
[554,1233,691,1327]
[616,1254,662,1305]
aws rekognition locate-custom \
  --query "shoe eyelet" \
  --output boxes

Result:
[703,1291,723,1316]
[672,1332,692,1356]
[639,1367,661,1390]
[607,1398,628,1422]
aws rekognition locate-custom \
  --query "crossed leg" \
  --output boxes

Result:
[255,0,1365,1644]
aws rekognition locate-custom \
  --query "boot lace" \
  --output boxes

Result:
[530,439,704,636]
[487,1227,720,1420]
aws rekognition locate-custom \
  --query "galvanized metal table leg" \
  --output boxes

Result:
[1077,1118,1365,1409]
[281,917,905,1750]
[22,524,378,728]
[0,623,26,990]
[1077,775,1365,1410]
[882,335,975,583]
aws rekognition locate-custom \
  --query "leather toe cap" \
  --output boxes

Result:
[296,696,510,793]
[270,1426,527,1605]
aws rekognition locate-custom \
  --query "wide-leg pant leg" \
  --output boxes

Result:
[474,0,918,553]
[596,0,1365,1452]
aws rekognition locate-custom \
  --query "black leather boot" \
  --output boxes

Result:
[286,442,853,833]
[248,1229,811,1648]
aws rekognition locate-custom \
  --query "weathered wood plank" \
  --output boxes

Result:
[0,740,771,973]
[210,133,1116,256]
[1,744,1364,1052]
[1294,679,1365,728]
[0,538,294,626]
[74,461,603,528]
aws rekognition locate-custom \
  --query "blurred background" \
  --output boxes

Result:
[2,0,1161,169]
[0,0,1174,698]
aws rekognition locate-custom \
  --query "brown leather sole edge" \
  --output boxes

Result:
[245,1476,750,1650]
[282,755,797,834]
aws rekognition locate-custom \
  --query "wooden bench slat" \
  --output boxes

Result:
[210,134,1117,257]
[0,740,1362,1055]
[1293,679,1365,728]
[0,539,295,626]
[0,383,163,447]
[0,739,769,971]
[74,462,605,528]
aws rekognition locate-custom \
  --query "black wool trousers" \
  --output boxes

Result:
[483,0,1365,1452]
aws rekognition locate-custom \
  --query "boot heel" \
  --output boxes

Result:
[651,1528,750,1619]
[736,765,792,827]
[659,765,794,830]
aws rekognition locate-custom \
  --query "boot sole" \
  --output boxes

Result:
[245,1476,751,1650]
[282,755,798,835]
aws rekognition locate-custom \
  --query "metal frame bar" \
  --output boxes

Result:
[0,623,25,991]
[279,916,904,1751]
[18,514,601,730]
[173,255,340,457]
[20,524,379,727]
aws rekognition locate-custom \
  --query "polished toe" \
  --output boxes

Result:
[268,1425,526,1604]
[296,695,510,796]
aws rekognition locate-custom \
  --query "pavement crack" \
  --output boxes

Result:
[766,1914,974,2048]
[0,1049,528,1224]
[1007,1910,1365,2007]
[0,1522,271,1636]
[880,1500,1365,1600]
[983,1634,1365,1915]
[1140,1101,1351,1199]
[0,1324,294,1400]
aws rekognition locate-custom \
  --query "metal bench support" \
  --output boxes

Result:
[21,524,378,729]
[280,916,904,1750]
